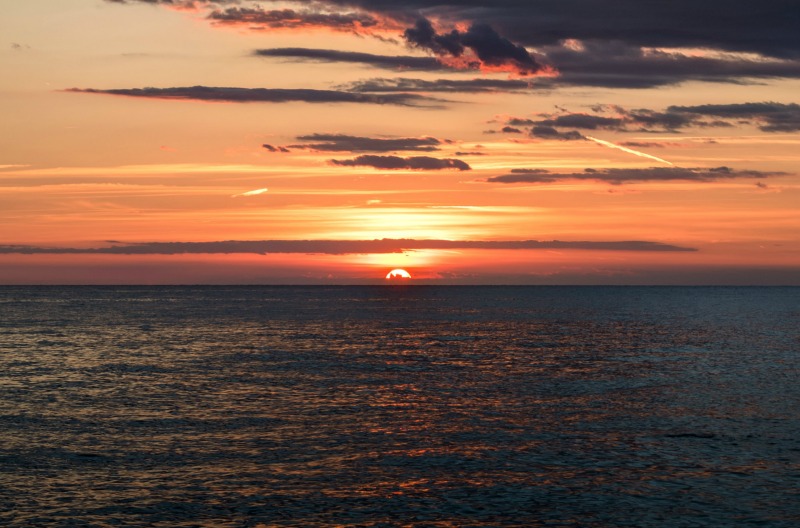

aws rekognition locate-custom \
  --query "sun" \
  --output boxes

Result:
[386,268,412,280]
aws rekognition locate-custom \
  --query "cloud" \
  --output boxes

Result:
[342,77,537,93]
[618,141,675,148]
[334,47,800,90]
[262,144,290,153]
[291,0,800,60]
[508,108,696,134]
[403,17,543,75]
[105,0,239,8]
[255,48,447,71]
[330,155,470,171]
[501,103,763,139]
[538,40,800,88]
[232,188,268,197]
[208,7,381,33]
[287,133,443,152]
[0,238,696,255]
[107,1,800,87]
[486,166,786,184]
[107,1,800,61]
[531,113,624,130]
[530,126,586,141]
[667,102,800,132]
[65,86,435,106]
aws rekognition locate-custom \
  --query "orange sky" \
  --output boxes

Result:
[1,0,798,284]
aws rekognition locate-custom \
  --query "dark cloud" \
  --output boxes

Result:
[328,49,800,91]
[404,18,465,57]
[505,105,735,137]
[339,53,800,90]
[208,7,379,32]
[533,113,624,130]
[254,48,447,71]
[330,155,471,171]
[667,102,800,132]
[105,0,237,5]
[65,86,435,106]
[291,0,800,60]
[108,1,800,87]
[334,46,800,90]
[288,133,442,152]
[404,17,542,75]
[539,40,800,88]
[487,166,786,184]
[262,144,289,153]
[342,77,536,93]
[108,1,800,61]
[460,23,540,73]
[530,126,586,141]
[618,141,670,148]
[454,151,487,156]
[0,238,695,255]
[501,126,522,134]
[624,108,697,131]
[580,108,694,132]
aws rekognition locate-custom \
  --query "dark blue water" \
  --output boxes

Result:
[1,286,798,526]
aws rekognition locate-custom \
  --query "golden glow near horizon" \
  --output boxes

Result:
[386,268,412,280]
[1,0,798,283]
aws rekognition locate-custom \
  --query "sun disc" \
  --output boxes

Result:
[386,268,412,279]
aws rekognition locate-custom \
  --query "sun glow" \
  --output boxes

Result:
[386,268,412,279]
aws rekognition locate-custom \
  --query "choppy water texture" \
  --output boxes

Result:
[1,286,799,527]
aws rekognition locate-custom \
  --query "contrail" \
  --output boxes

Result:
[585,136,674,166]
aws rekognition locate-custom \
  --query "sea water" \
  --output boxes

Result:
[0,286,798,526]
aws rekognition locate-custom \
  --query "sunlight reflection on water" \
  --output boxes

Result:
[0,286,798,526]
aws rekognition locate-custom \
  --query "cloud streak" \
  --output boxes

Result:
[486,166,786,184]
[287,133,444,152]
[330,155,470,171]
[498,102,800,139]
[0,238,696,255]
[667,102,800,132]
[255,48,446,71]
[232,188,268,197]
[342,77,537,93]
[208,7,383,33]
[65,86,436,106]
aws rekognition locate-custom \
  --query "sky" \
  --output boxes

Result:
[1,0,799,284]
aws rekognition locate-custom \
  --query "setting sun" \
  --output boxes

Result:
[386,269,412,280]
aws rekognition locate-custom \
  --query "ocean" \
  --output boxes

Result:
[1,286,798,527]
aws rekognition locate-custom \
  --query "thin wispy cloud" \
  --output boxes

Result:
[486,166,786,184]
[286,134,444,153]
[255,48,447,72]
[330,155,471,171]
[232,188,268,197]
[66,86,438,107]
[668,102,800,132]
[497,103,800,138]
[0,238,696,255]
[208,7,383,33]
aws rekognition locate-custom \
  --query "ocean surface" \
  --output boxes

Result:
[0,286,798,527]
